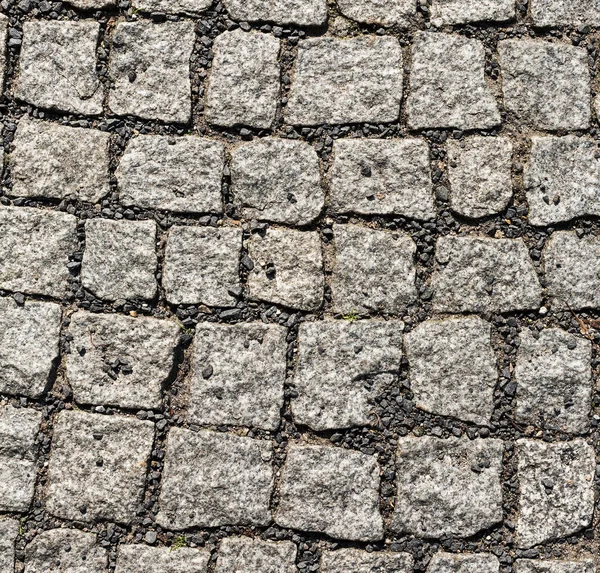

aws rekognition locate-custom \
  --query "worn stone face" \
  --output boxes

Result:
[216,537,297,573]
[16,20,103,115]
[405,317,498,426]
[132,0,213,15]
[516,560,595,573]
[447,137,513,219]
[109,21,195,123]
[231,138,324,225]
[530,0,600,26]
[247,229,324,311]
[426,553,500,573]
[332,225,417,316]
[499,40,590,131]
[432,236,542,313]
[206,30,281,129]
[286,36,403,126]
[430,0,515,26]
[275,444,383,541]
[0,519,19,573]
[392,437,504,538]
[45,411,154,524]
[115,545,211,573]
[82,219,158,302]
[0,14,7,87]
[163,226,242,307]
[336,0,415,26]
[516,439,595,548]
[329,138,435,220]
[117,135,225,214]
[223,0,327,25]
[292,320,403,430]
[322,550,413,573]
[407,32,500,130]
[67,0,115,7]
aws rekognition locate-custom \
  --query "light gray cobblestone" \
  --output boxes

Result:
[215,537,297,573]
[0,15,8,88]
[132,0,213,15]
[223,0,327,26]
[516,561,596,573]
[322,549,412,573]
[530,0,600,27]
[0,518,18,573]
[430,0,515,26]
[426,553,500,573]
[67,0,115,7]
[115,545,211,573]
[335,0,416,26]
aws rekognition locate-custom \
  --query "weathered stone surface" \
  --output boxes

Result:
[392,437,504,538]
[0,206,77,299]
[329,138,435,220]
[133,0,212,15]
[448,137,513,219]
[407,32,500,130]
[16,20,103,115]
[223,0,327,25]
[322,549,413,573]
[498,40,590,131]
[516,560,595,573]
[432,236,542,313]
[275,444,383,541]
[206,30,281,129]
[405,317,497,426]
[336,0,415,26]
[516,439,595,548]
[530,0,600,26]
[292,320,404,430]
[115,545,211,573]
[0,15,9,88]
[427,553,500,573]
[109,21,195,123]
[67,0,115,7]
[215,537,297,573]
[431,0,515,26]
[231,138,324,225]
[286,36,403,126]
[332,225,417,316]
[0,519,19,573]
[189,323,287,430]
[82,219,158,302]
[45,411,154,524]
[163,226,242,307]
[11,118,110,203]
[117,135,225,214]
[157,428,273,529]
[247,229,324,311]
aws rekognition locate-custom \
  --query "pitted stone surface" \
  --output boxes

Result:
[109,21,195,123]
[407,32,500,130]
[189,323,287,430]
[117,135,225,214]
[286,36,403,126]
[336,0,416,26]
[332,225,417,316]
[329,138,435,220]
[426,553,500,573]
[530,0,600,27]
[231,138,324,225]
[292,320,404,430]
[321,549,413,573]
[392,437,504,538]
[275,444,383,541]
[45,411,154,524]
[215,537,297,573]
[157,428,274,529]
[82,219,158,302]
[0,519,18,573]
[206,30,281,129]
[430,0,515,26]
[516,439,595,548]
[67,0,115,6]
[498,40,590,131]
[432,236,542,313]
[0,14,7,86]
[223,0,327,25]
[516,561,596,573]
[115,545,211,573]
[133,0,213,15]
[405,317,497,426]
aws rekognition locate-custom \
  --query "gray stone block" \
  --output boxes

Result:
[0,14,8,89]
[336,0,416,26]
[223,0,327,25]
[132,0,213,15]
[426,553,500,573]
[321,548,413,573]
[66,0,115,6]
[431,0,515,26]
[530,0,600,26]
[516,561,595,573]
[115,545,211,573]
[0,518,19,573]
[215,537,297,573]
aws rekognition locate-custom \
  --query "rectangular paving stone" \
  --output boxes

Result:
[11,118,110,203]
[336,0,416,26]
[275,443,383,541]
[67,0,115,6]
[427,553,499,573]
[431,0,515,26]
[292,320,404,430]
[223,0,327,25]
[530,0,600,26]
[516,561,596,573]
[286,36,403,126]
[156,428,274,529]
[322,549,413,573]
[117,135,225,214]
[329,138,435,220]
[45,411,154,524]
[0,14,8,89]
[132,0,212,15]
[115,545,210,573]
[216,537,297,573]
[0,518,19,573]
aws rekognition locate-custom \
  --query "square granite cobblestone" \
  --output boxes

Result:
[516,561,596,573]
[115,545,210,573]
[215,537,297,573]
[426,553,500,573]
[321,549,413,573]
[0,518,18,573]
[223,0,327,26]
[530,0,600,26]
[132,0,212,15]
[336,0,416,26]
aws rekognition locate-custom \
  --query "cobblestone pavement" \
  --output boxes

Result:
[2,0,600,572]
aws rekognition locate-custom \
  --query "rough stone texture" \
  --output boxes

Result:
[67,0,115,7]
[321,549,413,573]
[530,0,600,26]
[407,32,500,130]
[15,20,103,115]
[66,311,180,410]
[45,411,154,524]
[133,0,213,15]
[81,219,158,302]
[275,444,383,541]
[163,226,242,307]
[331,225,417,316]
[498,40,590,131]
[292,320,404,430]
[392,437,504,538]
[427,553,500,573]
[405,317,498,426]
[206,30,281,129]
[223,0,327,25]
[0,206,77,299]
[156,428,274,530]
[215,537,297,573]
[109,21,195,123]
[516,561,595,573]
[286,36,403,126]
[115,545,211,573]
[189,323,287,430]
[247,229,324,311]
[329,138,435,220]
[0,14,7,89]
[117,135,225,214]
[430,0,515,26]
[0,519,19,573]
[516,439,595,548]
[11,118,110,203]
[432,236,542,313]
[231,138,324,225]
[447,137,513,219]
[336,0,416,26]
